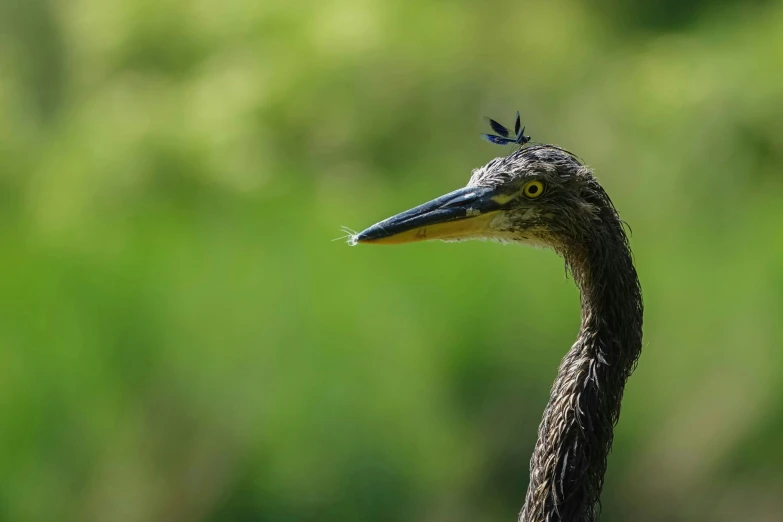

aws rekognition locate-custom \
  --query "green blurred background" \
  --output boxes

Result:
[1,0,783,521]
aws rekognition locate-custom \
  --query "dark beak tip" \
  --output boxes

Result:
[354,226,379,244]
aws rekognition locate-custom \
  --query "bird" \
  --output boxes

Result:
[350,119,644,522]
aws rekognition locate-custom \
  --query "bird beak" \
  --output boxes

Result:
[355,186,504,245]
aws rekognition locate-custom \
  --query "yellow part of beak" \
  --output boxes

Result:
[357,210,501,245]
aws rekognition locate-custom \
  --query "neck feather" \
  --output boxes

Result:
[519,215,643,522]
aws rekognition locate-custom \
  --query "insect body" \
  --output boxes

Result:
[480,111,531,146]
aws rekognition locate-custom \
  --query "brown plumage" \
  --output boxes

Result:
[354,145,644,522]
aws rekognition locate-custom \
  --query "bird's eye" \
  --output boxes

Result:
[522,180,545,199]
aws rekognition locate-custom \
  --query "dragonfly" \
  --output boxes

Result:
[480,111,531,146]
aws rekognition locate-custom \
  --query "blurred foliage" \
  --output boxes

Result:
[1,0,783,521]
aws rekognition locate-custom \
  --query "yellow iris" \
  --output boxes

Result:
[523,180,545,199]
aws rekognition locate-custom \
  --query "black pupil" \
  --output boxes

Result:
[528,184,539,194]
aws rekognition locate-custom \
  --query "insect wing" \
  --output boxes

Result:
[480,134,512,145]
[514,111,521,137]
[516,126,531,144]
[485,117,510,137]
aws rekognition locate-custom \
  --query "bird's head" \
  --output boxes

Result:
[354,145,618,255]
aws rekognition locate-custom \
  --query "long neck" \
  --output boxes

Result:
[519,218,643,522]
